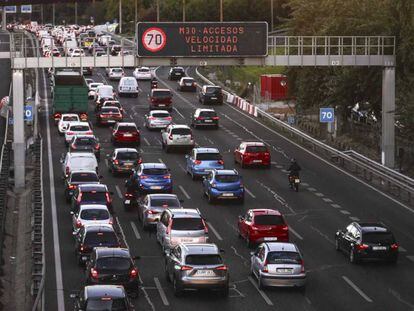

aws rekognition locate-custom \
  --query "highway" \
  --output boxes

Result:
[40,65,414,311]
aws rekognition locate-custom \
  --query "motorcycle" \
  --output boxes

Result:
[151,80,158,89]
[123,192,137,210]
[289,175,300,192]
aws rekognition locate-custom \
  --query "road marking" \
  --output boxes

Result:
[307,187,317,192]
[154,277,170,306]
[173,107,185,119]
[130,221,141,240]
[275,165,283,169]
[115,185,123,199]
[314,192,324,197]
[143,137,150,146]
[331,203,341,208]
[104,159,109,168]
[289,226,304,240]
[342,276,373,303]
[349,216,360,221]
[244,186,256,198]
[340,210,351,215]
[407,256,414,262]
[248,276,274,306]
[207,221,223,241]
[398,246,406,253]
[178,185,191,199]
[43,69,65,311]
[301,182,309,187]
[158,158,164,163]
[322,198,333,203]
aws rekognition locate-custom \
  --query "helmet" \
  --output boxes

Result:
[290,158,296,163]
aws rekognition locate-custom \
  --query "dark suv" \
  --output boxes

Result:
[72,184,113,213]
[69,135,101,161]
[149,89,173,111]
[64,170,100,202]
[85,248,140,298]
[168,67,185,81]
[199,85,223,105]
[335,222,399,264]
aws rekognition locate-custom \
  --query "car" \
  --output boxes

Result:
[72,184,114,213]
[168,67,185,80]
[71,204,112,232]
[118,77,139,97]
[185,147,224,180]
[177,77,197,92]
[108,148,142,175]
[161,124,195,153]
[107,68,125,80]
[71,285,134,311]
[57,113,80,135]
[190,108,219,129]
[110,44,122,56]
[111,122,140,146]
[70,48,85,57]
[198,85,223,105]
[64,122,93,145]
[95,85,115,106]
[88,82,104,99]
[144,110,172,130]
[133,67,152,80]
[138,194,182,229]
[238,209,289,247]
[69,135,101,160]
[95,106,123,126]
[149,89,173,111]
[85,248,140,298]
[128,163,172,194]
[64,170,100,202]
[73,224,120,264]
[88,42,100,53]
[101,100,125,116]
[250,242,306,289]
[165,243,229,297]
[156,208,209,251]
[61,152,98,179]
[234,141,271,168]
[202,169,244,204]
[335,222,399,264]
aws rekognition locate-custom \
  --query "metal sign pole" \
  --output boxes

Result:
[2,10,6,30]
[381,67,395,168]
[12,70,25,189]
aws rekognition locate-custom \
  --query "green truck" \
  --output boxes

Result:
[51,70,89,124]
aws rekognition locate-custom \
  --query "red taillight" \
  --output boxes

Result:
[138,158,142,164]
[391,243,399,250]
[147,210,156,214]
[85,131,93,135]
[181,265,192,271]
[281,225,289,231]
[299,259,305,273]
[148,116,155,120]
[76,219,82,228]
[165,116,172,120]
[90,268,99,279]
[68,184,76,190]
[264,152,270,156]
[109,218,113,225]
[80,244,84,252]
[94,144,100,150]
[168,134,173,140]
[262,260,268,272]
[212,116,219,120]
[202,219,208,234]
[140,175,148,179]
[54,113,61,120]
[196,117,204,120]
[113,159,119,165]
[216,265,228,271]
[218,159,224,165]
[194,160,202,165]
[66,131,74,136]
[105,192,111,204]
[80,113,87,121]
[130,268,138,278]
[163,174,171,179]
[125,193,134,198]
[356,244,369,250]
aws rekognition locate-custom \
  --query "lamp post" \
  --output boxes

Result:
[119,0,122,34]
[220,0,223,22]
[156,0,160,22]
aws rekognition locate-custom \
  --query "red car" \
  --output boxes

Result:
[149,89,173,111]
[238,209,289,247]
[234,141,271,168]
[111,122,140,146]
[96,106,123,125]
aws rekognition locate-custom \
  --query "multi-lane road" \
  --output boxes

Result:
[40,65,414,311]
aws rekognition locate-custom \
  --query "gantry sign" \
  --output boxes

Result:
[0,0,100,4]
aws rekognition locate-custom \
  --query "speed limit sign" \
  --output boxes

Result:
[142,27,167,52]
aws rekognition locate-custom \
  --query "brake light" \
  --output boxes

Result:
[85,131,93,135]
[94,144,100,150]
[196,117,204,120]
[54,113,62,120]
[125,193,134,198]
[163,174,171,179]
[202,219,209,234]
[109,218,113,225]
[147,210,156,214]
[264,152,270,156]
[299,259,305,273]
[194,160,202,165]
[391,243,399,250]
[138,158,142,164]
[216,265,228,271]
[148,116,155,120]
[90,268,99,279]
[80,244,84,252]
[165,116,172,120]
[181,265,192,271]
[140,175,148,179]
[356,244,369,250]
[212,116,219,120]
[262,260,268,273]
[66,131,74,136]
[76,219,82,228]
[71,145,77,150]
[218,159,224,165]
[113,159,119,165]
[80,113,87,121]
[105,192,111,204]
[130,268,138,278]
[68,184,76,190]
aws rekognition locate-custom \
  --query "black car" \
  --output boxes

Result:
[168,67,185,81]
[64,170,100,202]
[69,135,101,160]
[335,222,399,264]
[191,108,219,129]
[74,224,120,265]
[72,184,113,213]
[108,148,142,175]
[71,285,134,311]
[199,85,223,105]
[85,248,140,298]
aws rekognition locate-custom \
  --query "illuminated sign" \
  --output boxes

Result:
[136,22,268,57]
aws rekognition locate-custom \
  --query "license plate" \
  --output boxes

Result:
[295,179,300,183]
[124,133,132,137]
[373,246,387,251]
[264,237,278,241]
[195,270,215,277]
[180,238,194,243]
[253,160,262,163]
[277,268,293,273]
[185,83,192,86]
[151,186,162,190]
[81,256,88,260]
[158,104,165,107]
[211,97,217,100]
[175,73,180,75]
[222,193,234,197]
[125,200,130,204]
[204,120,213,123]
[124,163,133,167]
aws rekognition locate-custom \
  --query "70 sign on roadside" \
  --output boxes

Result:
[320,108,335,123]
[142,27,167,52]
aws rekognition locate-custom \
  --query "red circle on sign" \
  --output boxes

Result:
[142,27,167,52]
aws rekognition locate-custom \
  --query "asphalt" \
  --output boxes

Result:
[39,64,414,311]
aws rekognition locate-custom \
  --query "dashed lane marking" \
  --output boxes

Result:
[289,226,304,241]
[307,187,317,192]
[340,210,351,215]
[143,137,150,146]
[248,276,274,306]
[178,185,191,199]
[331,204,341,208]
[154,277,170,306]
[407,256,414,262]
[314,192,324,197]
[207,221,223,241]
[349,216,360,221]
[173,107,185,119]
[301,182,309,187]
[115,185,123,199]
[130,221,141,240]
[322,198,333,203]
[244,186,256,199]
[342,276,373,303]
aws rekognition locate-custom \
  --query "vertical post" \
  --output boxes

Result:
[2,10,6,31]
[119,0,122,34]
[12,70,25,189]
[52,3,55,25]
[381,67,395,168]
[75,2,78,25]
[134,0,138,30]
[270,0,274,32]
[220,0,223,21]
[182,0,186,22]
[41,4,44,25]
[156,0,160,22]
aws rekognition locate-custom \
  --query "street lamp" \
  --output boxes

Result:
[182,0,186,22]
[220,0,223,21]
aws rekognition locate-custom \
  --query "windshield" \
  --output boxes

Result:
[86,298,127,311]
[215,175,239,183]
[172,68,184,73]
[84,231,118,246]
[71,172,99,182]
[267,251,302,265]
[152,112,170,118]
[62,116,79,122]
[96,257,131,271]
[102,107,120,114]
[69,125,90,131]
[150,198,180,208]
[199,111,217,118]
[182,78,194,83]
[171,218,204,230]
[138,68,150,72]
[206,87,221,94]
[196,153,222,161]
[75,137,97,146]
[81,192,106,202]
[117,152,138,160]
[142,168,168,175]
[246,146,268,153]
[171,128,191,135]
[118,126,136,132]
[363,232,395,244]
[80,209,109,220]
[185,255,222,265]
[112,69,123,73]
[152,90,171,98]
[254,215,285,225]
[122,79,136,86]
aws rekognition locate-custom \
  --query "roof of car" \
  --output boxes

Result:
[61,113,79,117]
[117,122,136,127]
[68,121,90,127]
[67,152,96,158]
[194,147,220,153]
[172,66,184,70]
[137,66,150,70]
[78,184,108,191]
[152,88,171,92]
[79,204,109,211]
[73,134,96,140]
[85,285,126,299]
[180,243,219,255]
[101,106,120,111]
[141,162,167,169]
[196,108,215,113]
[214,169,238,176]
[241,141,266,147]
[357,222,389,233]
[115,148,138,154]
[264,242,298,252]
[170,124,190,129]
[147,193,178,199]
[169,208,200,218]
[94,247,131,258]
[250,209,282,216]
[149,110,170,114]
[70,170,98,176]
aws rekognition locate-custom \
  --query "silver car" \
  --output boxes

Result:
[138,194,182,229]
[164,243,229,296]
[156,208,209,251]
[144,110,172,130]
[250,242,306,289]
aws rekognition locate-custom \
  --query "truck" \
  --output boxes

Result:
[51,70,89,124]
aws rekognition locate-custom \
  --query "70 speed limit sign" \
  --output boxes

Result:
[141,27,167,52]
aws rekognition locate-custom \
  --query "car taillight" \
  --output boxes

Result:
[80,113,87,121]
[165,116,172,120]
[264,152,270,156]
[113,159,119,165]
[281,225,289,231]
[105,192,111,204]
[218,159,224,165]
[390,243,399,250]
[147,210,156,214]
[244,152,252,157]
[212,116,219,120]
[196,117,204,120]
[251,226,259,232]
[140,175,148,179]
[202,219,208,234]
[125,193,134,198]
[299,259,305,273]
[94,144,100,150]
[76,220,82,228]
[168,134,173,140]
[181,265,192,271]
[54,113,61,120]
[109,218,113,225]
[148,116,155,120]
[68,184,76,190]
[163,174,171,179]
[216,265,228,271]
[80,244,84,252]
[86,131,93,135]
[90,268,99,279]
[262,260,268,273]
[130,268,138,278]
[66,131,74,136]
[151,98,155,102]
[356,244,369,250]
[194,160,202,165]
[138,158,142,164]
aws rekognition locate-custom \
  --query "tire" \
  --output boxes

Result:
[173,277,183,297]
[335,238,340,251]
[349,248,358,264]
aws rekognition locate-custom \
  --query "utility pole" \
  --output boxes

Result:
[40,4,44,25]
[75,2,78,25]
[119,0,122,34]
[270,0,274,32]
[52,3,55,25]
[156,0,160,22]
[182,0,186,22]
[2,10,6,30]
[220,0,223,21]
[134,0,138,29]
[12,70,25,189]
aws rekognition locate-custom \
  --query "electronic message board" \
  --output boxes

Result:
[136,22,268,57]
[0,0,100,4]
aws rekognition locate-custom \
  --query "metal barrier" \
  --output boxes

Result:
[195,67,414,206]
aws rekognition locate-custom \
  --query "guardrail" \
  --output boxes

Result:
[195,68,414,206]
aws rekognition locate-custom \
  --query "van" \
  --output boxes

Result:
[118,77,139,97]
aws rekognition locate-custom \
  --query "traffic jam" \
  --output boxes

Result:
[27,23,401,310]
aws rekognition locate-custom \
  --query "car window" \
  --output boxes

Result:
[215,175,239,183]
[101,107,120,113]
[116,152,138,160]
[122,79,136,86]
[80,209,109,220]
[71,172,99,182]
[152,90,172,98]
[246,146,267,153]
[152,112,170,118]
[195,153,221,161]
[266,251,302,264]
[81,192,106,202]
[96,257,131,271]
[112,69,123,73]
[70,125,90,131]
[254,215,285,226]
[85,298,127,311]
[171,218,204,230]
[258,247,266,261]
[62,116,79,121]
[363,232,395,244]
[142,168,168,175]
[205,87,221,94]
[199,111,217,117]
[75,137,97,146]
[185,255,222,265]
[171,128,191,135]
[104,102,121,108]
[84,231,118,246]
[150,198,180,208]
[117,126,136,132]
[138,68,150,72]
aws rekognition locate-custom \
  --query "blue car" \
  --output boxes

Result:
[132,163,172,194]
[185,147,224,180]
[202,169,244,204]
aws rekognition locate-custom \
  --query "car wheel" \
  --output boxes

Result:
[349,248,358,264]
[335,238,340,251]
[165,262,171,282]
[173,277,183,297]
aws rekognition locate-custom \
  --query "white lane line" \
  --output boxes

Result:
[177,163,187,173]
[158,158,164,163]
[349,216,360,221]
[331,204,341,208]
[322,198,333,203]
[43,69,65,311]
[143,137,150,146]
[173,107,185,119]
[244,186,256,198]
[115,185,123,199]
[130,221,141,240]
[301,182,309,187]
[340,210,351,215]
[248,276,274,306]
[342,276,373,303]
[178,185,191,199]
[407,256,414,262]
[289,226,304,241]
[307,187,317,192]
[275,165,283,169]
[314,192,324,197]
[154,277,170,306]
[281,169,288,173]
[207,221,223,241]
[104,159,109,168]
[398,246,406,253]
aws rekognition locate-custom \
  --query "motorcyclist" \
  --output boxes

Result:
[288,158,301,179]
[151,77,158,89]
[125,170,138,196]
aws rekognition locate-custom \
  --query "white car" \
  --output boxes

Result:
[64,122,93,145]
[161,124,195,152]
[58,113,80,135]
[71,204,112,232]
[70,48,85,57]
[88,82,104,99]
[95,85,114,104]
[133,67,152,80]
[118,77,138,97]
[107,68,124,80]
[61,152,98,178]
[144,110,172,130]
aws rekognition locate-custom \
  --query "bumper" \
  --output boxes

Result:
[139,183,172,193]
[114,137,140,143]
[112,165,137,173]
[203,97,223,104]
[357,251,398,261]
[99,118,122,124]
[260,273,306,288]
[148,122,170,129]
[119,90,138,95]
[194,120,219,127]
[252,235,289,244]
[209,188,244,200]
[180,276,228,289]
[243,159,271,166]
[150,104,172,110]
[180,86,196,92]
